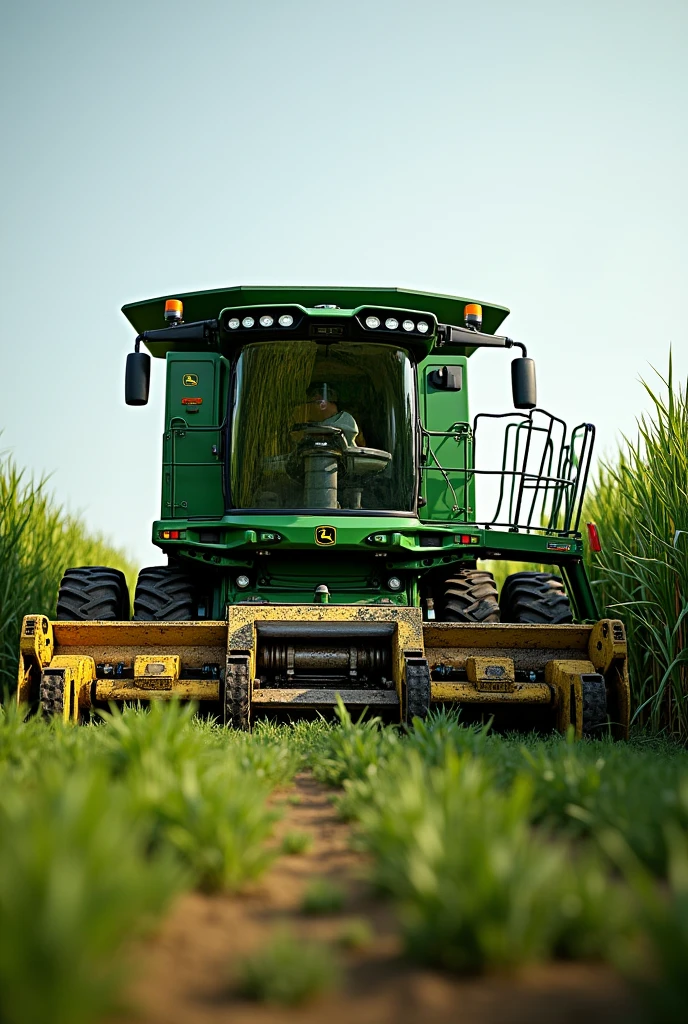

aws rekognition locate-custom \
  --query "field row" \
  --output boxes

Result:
[1,702,688,1022]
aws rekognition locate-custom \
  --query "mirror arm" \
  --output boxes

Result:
[504,338,528,357]
[437,323,526,355]
[140,319,218,345]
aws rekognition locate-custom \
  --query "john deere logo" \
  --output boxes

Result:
[315,526,336,546]
[183,374,199,386]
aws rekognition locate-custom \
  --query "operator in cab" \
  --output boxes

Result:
[296,382,363,447]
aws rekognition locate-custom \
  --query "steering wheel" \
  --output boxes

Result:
[290,423,345,437]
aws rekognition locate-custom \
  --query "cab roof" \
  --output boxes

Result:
[121,285,510,336]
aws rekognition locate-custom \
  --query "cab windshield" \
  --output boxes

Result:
[230,341,416,511]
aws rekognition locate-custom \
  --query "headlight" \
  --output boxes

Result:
[259,315,274,327]
[417,321,429,333]
[279,314,294,327]
[402,319,414,332]
[227,317,240,330]
[242,317,255,328]
[385,317,399,330]
[365,315,381,329]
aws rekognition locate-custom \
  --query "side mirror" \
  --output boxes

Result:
[511,357,537,410]
[125,351,151,406]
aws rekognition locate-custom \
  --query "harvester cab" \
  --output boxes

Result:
[18,286,630,737]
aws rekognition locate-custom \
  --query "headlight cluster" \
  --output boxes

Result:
[226,312,295,330]
[362,311,432,335]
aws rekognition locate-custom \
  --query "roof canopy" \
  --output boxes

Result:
[121,285,510,336]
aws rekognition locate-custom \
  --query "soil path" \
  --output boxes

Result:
[115,773,640,1024]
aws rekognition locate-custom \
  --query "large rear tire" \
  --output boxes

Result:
[133,566,197,620]
[441,570,500,623]
[499,571,572,624]
[56,566,130,620]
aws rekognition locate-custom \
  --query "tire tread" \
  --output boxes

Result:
[56,566,129,620]
[500,571,572,625]
[133,567,196,620]
[442,570,500,623]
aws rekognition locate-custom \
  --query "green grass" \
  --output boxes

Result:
[301,879,346,915]
[326,732,630,971]
[236,929,340,1005]
[303,705,688,1004]
[337,917,374,950]
[0,702,299,1024]
[0,449,135,693]
[1,704,688,1021]
[281,829,313,855]
[585,358,688,738]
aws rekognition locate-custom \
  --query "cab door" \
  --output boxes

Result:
[418,357,473,522]
[162,353,229,518]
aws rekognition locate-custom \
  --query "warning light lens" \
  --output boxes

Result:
[161,530,180,540]
[464,303,482,329]
[587,522,602,552]
[181,397,203,405]
[164,299,184,322]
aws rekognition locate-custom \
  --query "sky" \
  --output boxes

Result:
[1,0,687,567]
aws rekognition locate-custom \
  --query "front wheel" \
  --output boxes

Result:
[499,572,572,624]
[133,566,197,620]
[441,570,500,623]
[56,566,130,620]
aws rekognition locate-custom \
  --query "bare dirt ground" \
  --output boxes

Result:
[113,773,640,1024]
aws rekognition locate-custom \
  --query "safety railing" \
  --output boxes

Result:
[420,408,595,535]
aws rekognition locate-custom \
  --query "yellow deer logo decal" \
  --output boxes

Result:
[315,526,337,546]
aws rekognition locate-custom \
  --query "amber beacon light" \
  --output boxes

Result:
[464,303,483,330]
[164,298,184,322]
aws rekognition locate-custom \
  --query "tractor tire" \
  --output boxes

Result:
[56,566,130,620]
[133,566,196,620]
[499,572,573,625]
[441,570,500,623]
[405,658,431,724]
[581,675,609,737]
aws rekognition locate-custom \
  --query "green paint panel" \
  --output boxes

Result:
[418,356,473,522]
[125,286,597,621]
[163,352,228,519]
[122,285,509,336]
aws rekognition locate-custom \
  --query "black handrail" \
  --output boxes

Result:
[420,409,595,535]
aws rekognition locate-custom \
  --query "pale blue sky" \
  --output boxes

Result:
[2,0,686,565]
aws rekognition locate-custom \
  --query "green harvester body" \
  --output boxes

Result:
[17,285,631,738]
[122,285,597,620]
